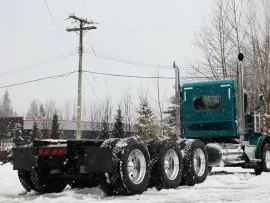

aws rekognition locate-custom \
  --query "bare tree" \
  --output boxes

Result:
[192,0,236,80]
[122,89,133,134]
[102,95,113,124]
[26,99,40,119]
[244,0,270,113]
[38,100,57,139]
[62,101,71,120]
[152,69,168,138]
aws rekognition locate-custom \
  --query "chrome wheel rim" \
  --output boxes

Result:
[127,149,146,184]
[193,148,206,176]
[266,151,270,169]
[164,149,180,180]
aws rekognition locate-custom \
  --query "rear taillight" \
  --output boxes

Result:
[52,148,58,155]
[38,148,65,156]
[44,149,49,155]
[38,149,43,155]
[58,148,64,155]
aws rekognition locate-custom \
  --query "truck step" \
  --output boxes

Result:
[226,160,245,164]
[249,158,261,162]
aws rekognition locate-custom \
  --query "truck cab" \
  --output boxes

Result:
[182,79,237,139]
[181,78,270,173]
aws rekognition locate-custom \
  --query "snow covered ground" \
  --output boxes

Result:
[0,163,270,203]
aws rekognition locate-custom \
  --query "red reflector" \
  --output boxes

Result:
[38,149,43,155]
[58,148,64,155]
[44,149,49,155]
[52,148,58,155]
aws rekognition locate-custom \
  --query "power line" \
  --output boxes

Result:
[0,70,174,90]
[83,70,174,79]
[84,50,197,70]
[83,56,103,93]
[62,0,69,15]
[44,0,69,47]
[0,51,77,78]
[86,35,110,92]
[82,73,101,102]
[0,19,67,47]
[84,50,225,71]
[0,71,77,89]
[84,50,174,69]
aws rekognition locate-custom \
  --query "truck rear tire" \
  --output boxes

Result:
[18,170,35,192]
[182,139,208,186]
[99,138,120,196]
[30,169,67,193]
[255,143,270,175]
[148,140,183,190]
[100,137,150,196]
[261,143,270,172]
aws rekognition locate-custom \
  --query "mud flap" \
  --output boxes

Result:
[84,147,112,173]
[13,147,34,170]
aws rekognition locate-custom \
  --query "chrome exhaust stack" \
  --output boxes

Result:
[237,53,245,144]
[174,62,182,140]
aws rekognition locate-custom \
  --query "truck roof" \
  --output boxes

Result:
[182,79,236,88]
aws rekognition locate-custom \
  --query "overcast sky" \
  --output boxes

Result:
[0,0,212,117]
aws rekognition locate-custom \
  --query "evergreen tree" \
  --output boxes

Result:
[12,122,23,146]
[5,122,24,164]
[2,90,13,116]
[39,103,50,139]
[136,99,157,140]
[163,96,177,138]
[51,113,59,139]
[0,122,23,164]
[26,100,39,119]
[100,120,109,139]
[31,122,40,141]
[112,107,125,138]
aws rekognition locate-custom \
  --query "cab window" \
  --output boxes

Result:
[193,95,221,110]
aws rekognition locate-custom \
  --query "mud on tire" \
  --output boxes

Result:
[148,140,183,190]
[100,137,151,196]
[182,139,208,186]
[18,170,35,192]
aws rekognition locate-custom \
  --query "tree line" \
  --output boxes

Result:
[26,96,176,141]
[0,89,176,142]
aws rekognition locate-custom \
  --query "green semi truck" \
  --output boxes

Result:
[13,54,270,195]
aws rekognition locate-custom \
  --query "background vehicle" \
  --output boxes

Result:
[13,54,270,195]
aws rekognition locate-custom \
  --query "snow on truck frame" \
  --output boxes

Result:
[13,53,270,196]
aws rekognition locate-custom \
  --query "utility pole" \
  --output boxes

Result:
[66,15,96,139]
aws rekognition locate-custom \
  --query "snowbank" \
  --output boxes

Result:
[0,164,270,203]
